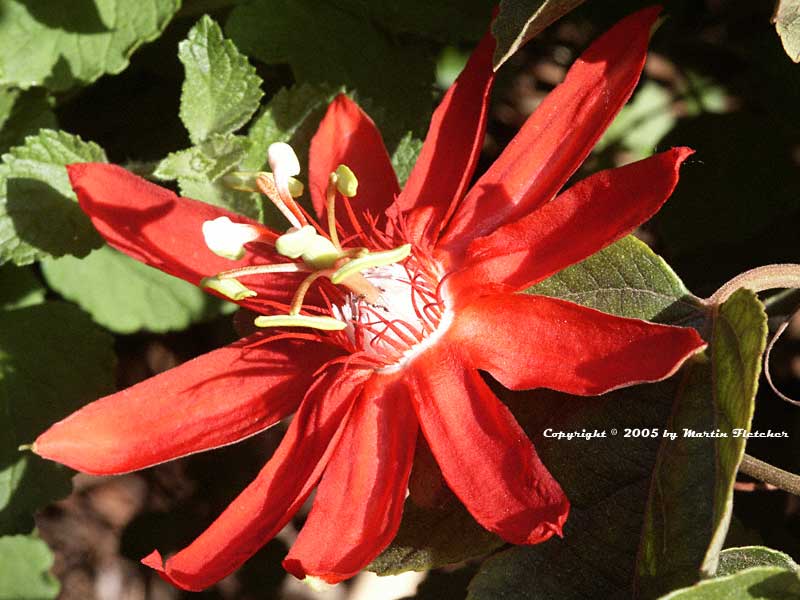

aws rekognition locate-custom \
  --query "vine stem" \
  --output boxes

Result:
[708,263,800,305]
[739,454,800,497]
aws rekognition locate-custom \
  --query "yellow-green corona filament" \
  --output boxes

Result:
[254,314,347,331]
[330,244,412,284]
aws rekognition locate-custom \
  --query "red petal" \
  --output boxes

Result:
[439,7,661,261]
[67,163,303,311]
[393,31,495,247]
[446,148,693,295]
[449,293,706,396]
[407,344,569,545]
[141,367,368,591]
[283,373,417,583]
[33,336,341,475]
[309,95,399,237]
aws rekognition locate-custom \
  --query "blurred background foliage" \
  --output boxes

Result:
[0,0,799,599]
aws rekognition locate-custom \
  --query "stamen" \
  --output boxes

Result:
[326,173,341,250]
[214,262,310,280]
[290,271,329,315]
[330,244,412,284]
[201,277,257,301]
[254,314,346,331]
[275,226,341,269]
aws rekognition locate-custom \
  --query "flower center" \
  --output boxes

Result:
[332,256,447,369]
[199,142,447,368]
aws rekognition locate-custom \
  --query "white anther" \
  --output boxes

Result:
[202,216,263,260]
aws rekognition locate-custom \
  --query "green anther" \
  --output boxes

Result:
[330,244,412,284]
[334,164,358,197]
[276,226,342,269]
[275,226,318,258]
[201,276,257,301]
[223,171,304,197]
[254,314,347,331]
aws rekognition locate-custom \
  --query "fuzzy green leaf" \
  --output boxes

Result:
[0,302,115,535]
[154,134,250,182]
[528,235,705,326]
[0,534,59,599]
[658,567,800,599]
[179,16,263,144]
[0,0,180,92]
[41,245,229,334]
[717,547,800,577]
[492,0,586,69]
[774,0,800,62]
[0,130,105,266]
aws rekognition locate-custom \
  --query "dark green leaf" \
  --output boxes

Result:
[226,0,435,142]
[0,130,106,266]
[0,264,44,310]
[773,0,800,62]
[0,88,57,155]
[391,133,423,188]
[0,534,59,599]
[636,289,767,596]
[528,235,705,326]
[0,0,180,91]
[41,245,231,334]
[717,547,800,577]
[0,302,115,534]
[243,83,340,172]
[179,16,264,144]
[657,567,800,599]
[370,499,503,576]
[492,0,586,69]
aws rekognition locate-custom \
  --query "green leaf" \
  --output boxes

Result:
[370,499,503,576]
[41,245,229,334]
[391,133,423,188]
[717,547,800,577]
[595,82,675,160]
[154,134,250,182]
[528,235,705,326]
[774,0,800,63]
[0,302,115,534]
[179,16,263,144]
[243,83,340,172]
[226,0,435,142]
[0,264,45,310]
[177,177,264,222]
[0,0,180,92]
[0,534,59,599]
[0,88,57,155]
[0,129,105,266]
[492,0,586,69]
[658,567,800,599]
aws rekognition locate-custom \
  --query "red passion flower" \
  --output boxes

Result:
[34,7,705,591]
